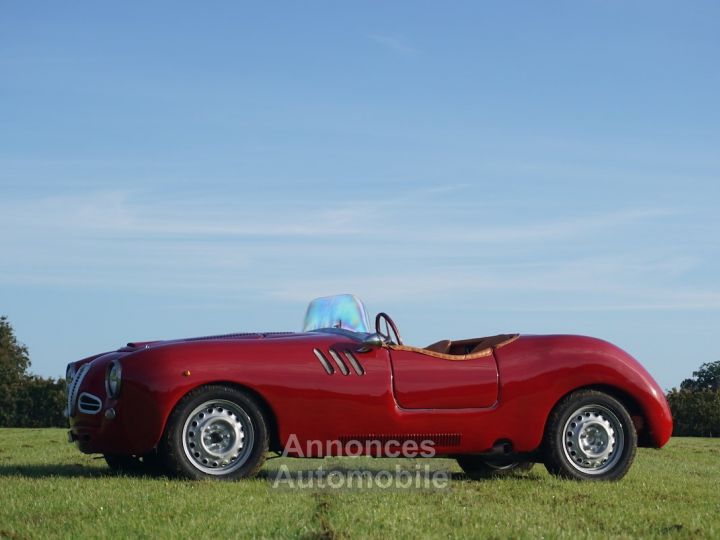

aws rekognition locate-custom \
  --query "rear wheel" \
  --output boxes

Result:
[543,389,637,481]
[161,385,269,480]
[457,456,535,479]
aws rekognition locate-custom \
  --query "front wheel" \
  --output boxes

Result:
[543,390,637,481]
[161,385,269,480]
[457,456,535,479]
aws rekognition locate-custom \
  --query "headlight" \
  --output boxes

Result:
[66,363,77,382]
[106,361,122,398]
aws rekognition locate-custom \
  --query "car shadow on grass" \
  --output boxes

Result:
[0,463,109,478]
[258,466,544,486]
[0,463,544,482]
[0,463,173,479]
[450,472,543,481]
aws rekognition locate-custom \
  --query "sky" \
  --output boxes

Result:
[1,1,719,391]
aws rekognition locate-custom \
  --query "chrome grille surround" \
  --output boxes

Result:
[77,392,103,415]
[66,363,91,417]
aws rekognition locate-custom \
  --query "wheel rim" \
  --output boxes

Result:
[181,399,255,476]
[562,404,625,475]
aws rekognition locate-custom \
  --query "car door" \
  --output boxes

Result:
[389,347,499,409]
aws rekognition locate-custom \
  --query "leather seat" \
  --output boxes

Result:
[423,335,518,356]
[469,334,517,354]
[424,339,452,354]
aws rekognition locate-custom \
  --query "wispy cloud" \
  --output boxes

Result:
[418,208,678,244]
[367,34,416,55]
[1,188,716,318]
[0,189,672,244]
[1,191,366,239]
[267,256,720,310]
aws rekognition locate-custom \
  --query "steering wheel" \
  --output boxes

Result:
[375,312,403,345]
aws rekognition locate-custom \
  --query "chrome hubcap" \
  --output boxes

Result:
[562,405,624,475]
[182,399,254,475]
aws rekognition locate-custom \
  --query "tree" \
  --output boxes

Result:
[0,315,32,426]
[667,389,720,437]
[19,376,67,427]
[680,360,720,392]
[668,360,720,437]
[0,315,67,427]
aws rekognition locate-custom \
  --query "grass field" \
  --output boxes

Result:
[0,429,719,539]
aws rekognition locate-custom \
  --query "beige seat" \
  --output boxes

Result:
[424,339,452,354]
[467,334,518,354]
[424,335,518,356]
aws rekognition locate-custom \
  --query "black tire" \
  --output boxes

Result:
[160,384,269,480]
[457,456,535,479]
[543,389,637,481]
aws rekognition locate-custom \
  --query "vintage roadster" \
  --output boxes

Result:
[66,294,672,481]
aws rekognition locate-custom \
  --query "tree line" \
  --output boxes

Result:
[666,361,720,437]
[1,314,719,435]
[0,316,66,427]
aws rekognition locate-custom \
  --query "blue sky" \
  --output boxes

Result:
[1,1,719,390]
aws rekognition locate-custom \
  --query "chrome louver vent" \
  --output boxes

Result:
[184,331,294,342]
[328,349,350,375]
[313,349,334,374]
[339,433,462,447]
[66,363,91,417]
[78,392,102,414]
[313,348,365,376]
[342,351,365,375]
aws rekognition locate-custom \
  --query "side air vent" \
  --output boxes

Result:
[313,348,366,376]
[184,332,262,342]
[78,392,103,414]
[339,433,462,447]
[328,349,350,375]
[313,349,335,374]
[343,351,364,375]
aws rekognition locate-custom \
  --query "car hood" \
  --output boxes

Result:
[118,331,297,352]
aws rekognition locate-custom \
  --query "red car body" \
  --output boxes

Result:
[67,328,672,460]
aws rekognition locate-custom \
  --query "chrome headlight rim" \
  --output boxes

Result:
[105,361,123,399]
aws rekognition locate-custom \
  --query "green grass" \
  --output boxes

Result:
[0,430,719,539]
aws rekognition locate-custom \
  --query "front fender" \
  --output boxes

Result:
[112,343,266,454]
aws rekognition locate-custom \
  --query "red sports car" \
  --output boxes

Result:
[66,294,672,481]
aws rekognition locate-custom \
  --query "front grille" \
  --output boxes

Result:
[77,392,102,414]
[66,363,91,417]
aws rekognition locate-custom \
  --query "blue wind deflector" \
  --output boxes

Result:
[302,294,370,333]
